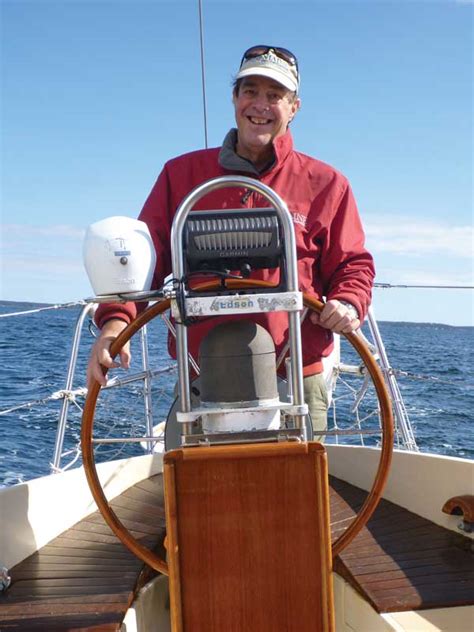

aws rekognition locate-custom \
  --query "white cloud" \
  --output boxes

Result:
[3,224,85,240]
[364,215,473,259]
[3,255,84,273]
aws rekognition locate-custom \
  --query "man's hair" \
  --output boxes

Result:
[232,77,298,103]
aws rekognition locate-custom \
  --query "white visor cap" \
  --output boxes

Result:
[236,51,299,94]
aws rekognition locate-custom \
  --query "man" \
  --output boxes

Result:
[87,45,375,434]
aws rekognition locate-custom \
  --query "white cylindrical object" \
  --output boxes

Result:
[201,409,281,434]
[83,216,156,296]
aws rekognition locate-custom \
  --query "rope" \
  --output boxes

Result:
[0,365,177,416]
[1,362,468,418]
[50,447,82,473]
[0,387,88,416]
[0,300,87,318]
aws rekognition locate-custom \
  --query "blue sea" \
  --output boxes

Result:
[0,300,473,487]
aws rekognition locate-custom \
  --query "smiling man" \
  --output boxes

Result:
[234,75,299,168]
[88,45,375,435]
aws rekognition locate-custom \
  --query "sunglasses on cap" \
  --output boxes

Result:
[240,45,299,76]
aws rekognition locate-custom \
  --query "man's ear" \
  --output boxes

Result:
[288,98,301,125]
[291,97,302,120]
[232,84,239,104]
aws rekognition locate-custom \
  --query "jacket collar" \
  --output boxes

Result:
[219,128,294,176]
[271,129,294,169]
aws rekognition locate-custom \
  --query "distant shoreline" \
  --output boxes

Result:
[0,300,51,307]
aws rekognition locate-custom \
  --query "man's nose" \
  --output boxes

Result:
[252,94,270,110]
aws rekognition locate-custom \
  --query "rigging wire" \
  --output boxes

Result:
[0,300,87,318]
[198,0,209,148]
[374,283,474,290]
[0,365,178,417]
[1,362,470,418]
[1,284,471,320]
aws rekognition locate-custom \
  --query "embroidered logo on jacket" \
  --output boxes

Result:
[291,212,307,228]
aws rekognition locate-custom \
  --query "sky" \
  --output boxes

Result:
[1,0,472,325]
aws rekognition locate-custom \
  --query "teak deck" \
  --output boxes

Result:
[0,476,167,631]
[1,473,472,631]
[329,476,473,614]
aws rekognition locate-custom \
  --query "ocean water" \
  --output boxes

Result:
[0,301,473,487]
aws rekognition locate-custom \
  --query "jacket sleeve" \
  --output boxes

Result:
[95,165,173,329]
[318,181,375,321]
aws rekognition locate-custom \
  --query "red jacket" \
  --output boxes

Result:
[96,130,374,375]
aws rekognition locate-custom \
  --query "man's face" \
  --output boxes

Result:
[233,76,300,159]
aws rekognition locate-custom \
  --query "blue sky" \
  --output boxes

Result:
[1,0,472,325]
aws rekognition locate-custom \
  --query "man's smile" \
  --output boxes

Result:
[248,116,272,125]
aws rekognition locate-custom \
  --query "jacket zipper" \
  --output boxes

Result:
[241,189,252,205]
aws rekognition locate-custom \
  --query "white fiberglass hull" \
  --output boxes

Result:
[1,447,472,632]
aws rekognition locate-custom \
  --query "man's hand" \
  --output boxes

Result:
[87,319,131,388]
[309,299,360,334]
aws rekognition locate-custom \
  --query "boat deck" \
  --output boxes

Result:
[0,475,167,631]
[330,476,473,614]
[0,473,472,630]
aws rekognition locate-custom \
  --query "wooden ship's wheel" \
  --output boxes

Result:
[81,281,393,630]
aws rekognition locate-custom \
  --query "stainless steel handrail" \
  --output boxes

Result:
[367,306,419,451]
[170,176,306,439]
[140,324,154,454]
[51,302,96,471]
[51,305,166,471]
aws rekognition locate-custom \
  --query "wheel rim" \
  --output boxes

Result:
[81,280,394,569]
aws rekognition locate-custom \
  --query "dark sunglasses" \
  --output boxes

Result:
[240,45,299,76]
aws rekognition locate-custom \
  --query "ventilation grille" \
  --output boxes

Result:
[188,217,277,251]
[184,209,281,273]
